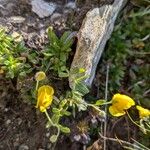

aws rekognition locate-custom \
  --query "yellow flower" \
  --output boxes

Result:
[35,71,46,81]
[36,85,54,112]
[79,68,85,73]
[109,93,135,117]
[136,105,150,119]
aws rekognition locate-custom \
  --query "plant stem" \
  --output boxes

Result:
[45,110,54,126]
[99,132,143,150]
[45,61,51,73]
[131,138,150,150]
[126,111,150,133]
[35,80,39,91]
[99,101,112,105]
[45,110,60,139]
[104,64,109,150]
[87,104,105,116]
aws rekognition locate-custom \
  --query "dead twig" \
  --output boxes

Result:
[103,64,109,150]
[99,132,143,150]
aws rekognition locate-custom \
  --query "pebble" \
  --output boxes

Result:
[74,135,81,141]
[31,0,57,18]
[65,2,76,9]
[19,144,29,150]
[46,132,50,137]
[6,119,11,125]
[18,118,23,125]
[8,16,25,23]
[4,108,9,112]
[50,13,62,21]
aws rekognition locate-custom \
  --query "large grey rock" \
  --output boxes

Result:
[31,0,57,18]
[69,0,127,88]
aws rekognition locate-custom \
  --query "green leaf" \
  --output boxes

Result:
[60,31,71,43]
[95,100,107,106]
[59,99,67,108]
[58,71,69,78]
[51,114,60,124]
[62,40,73,52]
[59,125,70,133]
[52,108,60,114]
[50,135,58,143]
[43,52,53,57]
[60,54,67,62]
[47,27,59,45]
[75,82,89,95]
[77,103,87,111]
[19,71,26,77]
[61,110,71,116]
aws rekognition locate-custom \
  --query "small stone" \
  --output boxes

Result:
[31,0,57,18]
[19,144,29,150]
[91,117,98,124]
[50,13,61,21]
[65,2,76,9]
[6,119,11,125]
[74,135,81,141]
[46,132,50,137]
[14,138,20,147]
[4,108,9,112]
[8,16,25,23]
[18,118,22,125]
[11,32,23,42]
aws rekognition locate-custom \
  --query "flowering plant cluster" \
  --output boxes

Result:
[34,71,150,143]
[108,93,150,134]
[1,26,149,145]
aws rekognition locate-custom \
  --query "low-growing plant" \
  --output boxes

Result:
[0,16,149,148]
[34,69,150,144]
[42,27,74,77]
[0,28,32,80]
[34,69,106,143]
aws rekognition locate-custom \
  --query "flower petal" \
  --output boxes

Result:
[112,93,135,110]
[136,105,150,119]
[36,85,54,112]
[109,106,125,117]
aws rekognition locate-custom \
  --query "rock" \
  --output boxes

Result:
[18,144,29,150]
[50,13,62,21]
[6,119,11,125]
[69,0,127,87]
[46,132,50,137]
[0,1,16,16]
[74,135,81,141]
[11,32,23,42]
[31,0,57,18]
[8,16,25,23]
[65,2,76,9]
[17,118,23,125]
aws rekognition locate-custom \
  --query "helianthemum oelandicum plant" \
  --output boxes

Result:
[109,93,135,117]
[136,105,150,119]
[36,85,54,112]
